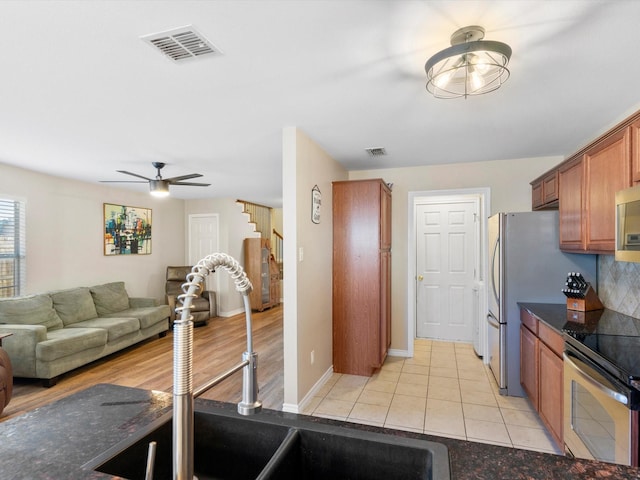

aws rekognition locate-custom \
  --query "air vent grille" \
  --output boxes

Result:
[365,147,387,157]
[141,25,222,63]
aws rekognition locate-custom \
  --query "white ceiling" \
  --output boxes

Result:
[2,1,640,207]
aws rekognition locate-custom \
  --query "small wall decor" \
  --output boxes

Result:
[311,185,321,224]
[103,203,152,255]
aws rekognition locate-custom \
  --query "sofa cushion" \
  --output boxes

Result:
[0,294,63,331]
[90,282,130,315]
[103,305,170,330]
[50,287,99,326]
[37,328,107,362]
[66,317,139,342]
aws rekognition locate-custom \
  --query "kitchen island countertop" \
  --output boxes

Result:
[1,383,639,479]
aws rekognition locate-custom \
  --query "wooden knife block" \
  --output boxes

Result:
[566,284,604,311]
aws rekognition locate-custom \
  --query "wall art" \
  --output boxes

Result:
[103,203,152,255]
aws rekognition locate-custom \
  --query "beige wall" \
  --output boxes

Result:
[349,156,561,352]
[282,127,347,408]
[184,198,260,316]
[0,162,185,302]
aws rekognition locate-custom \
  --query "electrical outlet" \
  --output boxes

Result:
[310,350,315,364]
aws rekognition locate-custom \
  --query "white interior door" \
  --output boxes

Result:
[188,214,219,290]
[416,200,478,341]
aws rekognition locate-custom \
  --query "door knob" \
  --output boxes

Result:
[417,275,424,281]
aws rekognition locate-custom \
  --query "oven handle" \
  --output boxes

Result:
[563,352,629,406]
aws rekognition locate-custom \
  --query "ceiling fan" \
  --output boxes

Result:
[101,162,210,197]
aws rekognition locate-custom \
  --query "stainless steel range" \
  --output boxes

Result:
[563,309,640,466]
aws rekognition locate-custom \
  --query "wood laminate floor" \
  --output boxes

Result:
[1,304,284,423]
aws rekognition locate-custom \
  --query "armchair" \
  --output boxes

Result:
[166,266,217,327]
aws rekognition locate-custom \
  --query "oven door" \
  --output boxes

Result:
[563,346,634,466]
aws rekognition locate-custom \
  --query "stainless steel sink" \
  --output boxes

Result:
[84,406,451,480]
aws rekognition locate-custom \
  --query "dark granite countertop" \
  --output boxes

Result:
[518,302,573,332]
[1,383,639,479]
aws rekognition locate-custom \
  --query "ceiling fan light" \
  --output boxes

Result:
[425,26,511,99]
[150,180,170,197]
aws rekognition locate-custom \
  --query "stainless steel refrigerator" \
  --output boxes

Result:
[487,211,597,397]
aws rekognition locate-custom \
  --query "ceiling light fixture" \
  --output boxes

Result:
[425,25,511,99]
[150,180,170,197]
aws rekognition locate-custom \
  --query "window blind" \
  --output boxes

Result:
[0,198,26,298]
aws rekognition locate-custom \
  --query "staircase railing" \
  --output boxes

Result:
[237,199,271,237]
[237,199,284,281]
[273,229,283,280]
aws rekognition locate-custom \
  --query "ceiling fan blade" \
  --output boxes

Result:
[116,170,152,181]
[100,180,148,184]
[163,173,203,182]
[170,182,211,187]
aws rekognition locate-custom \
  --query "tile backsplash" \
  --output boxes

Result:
[598,254,640,317]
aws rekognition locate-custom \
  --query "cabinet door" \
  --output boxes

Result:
[520,324,539,411]
[559,158,585,251]
[584,128,632,252]
[632,119,640,184]
[543,171,559,205]
[539,342,563,448]
[377,250,391,367]
[380,184,392,250]
[531,181,543,209]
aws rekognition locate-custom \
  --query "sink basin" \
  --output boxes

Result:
[85,406,450,480]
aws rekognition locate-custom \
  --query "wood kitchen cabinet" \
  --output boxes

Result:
[244,237,280,311]
[535,109,640,253]
[333,179,391,376]
[538,338,563,448]
[632,119,640,184]
[520,323,539,411]
[531,170,559,210]
[558,157,585,251]
[583,128,632,252]
[520,308,564,449]
[557,128,632,253]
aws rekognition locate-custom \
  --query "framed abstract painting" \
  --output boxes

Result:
[103,203,152,255]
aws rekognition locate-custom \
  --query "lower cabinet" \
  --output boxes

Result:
[520,324,539,411]
[520,308,564,449]
[538,341,563,447]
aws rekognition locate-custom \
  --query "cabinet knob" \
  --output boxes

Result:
[417,275,424,281]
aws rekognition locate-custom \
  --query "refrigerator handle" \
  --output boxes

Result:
[490,237,500,306]
[487,312,500,328]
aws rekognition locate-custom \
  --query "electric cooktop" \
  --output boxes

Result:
[563,309,640,389]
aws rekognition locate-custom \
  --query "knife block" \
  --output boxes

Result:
[566,284,604,311]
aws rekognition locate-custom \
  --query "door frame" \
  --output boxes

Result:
[407,188,490,361]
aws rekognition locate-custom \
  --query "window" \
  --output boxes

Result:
[0,198,26,298]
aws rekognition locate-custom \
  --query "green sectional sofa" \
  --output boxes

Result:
[0,281,170,386]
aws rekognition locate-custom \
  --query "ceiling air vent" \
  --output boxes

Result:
[365,147,387,157]
[141,25,222,63]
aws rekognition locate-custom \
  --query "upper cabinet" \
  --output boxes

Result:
[558,158,585,251]
[534,109,640,253]
[632,119,640,184]
[583,128,631,252]
[558,127,631,253]
[531,170,559,210]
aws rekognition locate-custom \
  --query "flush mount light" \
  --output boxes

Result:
[425,25,511,99]
[150,180,170,197]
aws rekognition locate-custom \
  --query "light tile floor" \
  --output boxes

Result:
[304,339,562,455]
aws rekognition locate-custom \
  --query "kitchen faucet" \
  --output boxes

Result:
[172,253,262,480]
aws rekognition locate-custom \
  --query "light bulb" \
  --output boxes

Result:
[469,69,485,91]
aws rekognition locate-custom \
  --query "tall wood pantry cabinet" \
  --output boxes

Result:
[244,237,280,312]
[332,179,391,376]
